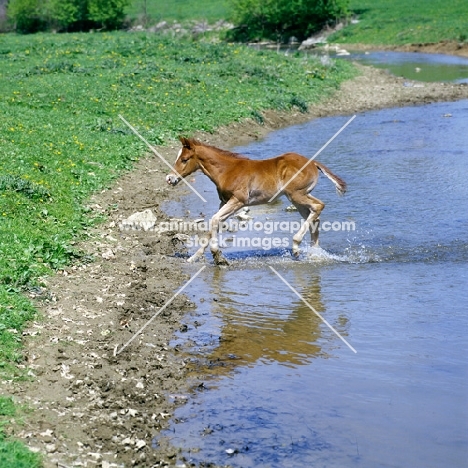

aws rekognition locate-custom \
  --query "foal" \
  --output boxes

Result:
[166,137,346,264]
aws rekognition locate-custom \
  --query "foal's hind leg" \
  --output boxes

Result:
[293,205,321,246]
[290,193,324,256]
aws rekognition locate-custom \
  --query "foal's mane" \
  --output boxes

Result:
[188,138,249,160]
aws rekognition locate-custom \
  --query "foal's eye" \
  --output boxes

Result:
[181,158,189,163]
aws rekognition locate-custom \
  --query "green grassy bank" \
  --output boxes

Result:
[127,0,229,23]
[331,0,468,44]
[0,31,356,463]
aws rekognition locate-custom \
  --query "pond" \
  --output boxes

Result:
[335,50,468,83]
[161,100,468,467]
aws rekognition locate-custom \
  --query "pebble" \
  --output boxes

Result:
[235,211,252,221]
[135,439,146,450]
[45,443,57,453]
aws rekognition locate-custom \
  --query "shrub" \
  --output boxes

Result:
[229,0,349,42]
[7,0,47,33]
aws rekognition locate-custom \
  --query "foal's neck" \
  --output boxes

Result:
[196,144,238,180]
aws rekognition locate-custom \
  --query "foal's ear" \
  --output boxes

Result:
[179,136,191,149]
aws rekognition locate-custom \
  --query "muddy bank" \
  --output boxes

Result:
[7,64,468,468]
[336,40,468,58]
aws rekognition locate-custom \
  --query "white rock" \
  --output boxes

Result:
[299,36,328,50]
[135,439,146,450]
[101,249,115,260]
[60,364,74,379]
[119,209,157,231]
[336,48,350,56]
[235,211,252,221]
[45,443,56,453]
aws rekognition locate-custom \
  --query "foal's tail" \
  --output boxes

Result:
[314,161,347,196]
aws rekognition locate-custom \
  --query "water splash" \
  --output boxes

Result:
[303,245,347,263]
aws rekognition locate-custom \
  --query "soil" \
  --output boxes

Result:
[7,63,468,468]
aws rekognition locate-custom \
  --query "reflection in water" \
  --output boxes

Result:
[167,262,356,467]
[200,267,328,371]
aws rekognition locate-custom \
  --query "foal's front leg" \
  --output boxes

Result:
[187,199,227,263]
[209,198,244,265]
[187,198,243,264]
[187,231,211,263]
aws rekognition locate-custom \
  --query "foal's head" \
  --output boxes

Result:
[166,137,200,186]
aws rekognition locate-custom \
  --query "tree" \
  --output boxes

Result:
[48,0,82,30]
[229,0,349,42]
[87,0,129,30]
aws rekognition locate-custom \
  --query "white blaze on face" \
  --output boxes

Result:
[167,148,183,185]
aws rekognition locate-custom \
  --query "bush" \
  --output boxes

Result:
[7,0,46,33]
[229,0,349,42]
[7,0,130,33]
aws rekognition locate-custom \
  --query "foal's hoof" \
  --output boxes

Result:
[187,254,202,263]
[213,251,229,266]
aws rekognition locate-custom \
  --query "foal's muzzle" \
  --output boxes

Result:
[166,174,181,186]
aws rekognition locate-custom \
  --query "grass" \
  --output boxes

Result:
[0,30,356,464]
[0,397,41,467]
[126,0,230,23]
[331,0,468,44]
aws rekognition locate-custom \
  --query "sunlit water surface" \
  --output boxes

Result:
[160,100,468,467]
[337,50,468,83]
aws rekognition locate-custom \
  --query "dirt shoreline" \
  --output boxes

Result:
[332,40,468,58]
[7,64,468,467]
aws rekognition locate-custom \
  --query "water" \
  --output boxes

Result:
[161,100,468,467]
[337,50,468,83]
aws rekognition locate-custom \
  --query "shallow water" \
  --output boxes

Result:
[337,50,468,83]
[161,100,468,467]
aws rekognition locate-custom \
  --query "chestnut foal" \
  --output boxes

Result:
[166,137,346,264]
